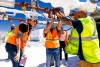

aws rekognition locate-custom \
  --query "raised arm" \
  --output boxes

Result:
[57,18,62,31]
[55,11,73,27]
[43,17,56,34]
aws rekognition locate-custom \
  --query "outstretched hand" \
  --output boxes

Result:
[22,53,26,58]
[55,11,65,18]
[14,52,20,62]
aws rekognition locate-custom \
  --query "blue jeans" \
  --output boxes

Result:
[46,48,60,67]
[5,43,23,67]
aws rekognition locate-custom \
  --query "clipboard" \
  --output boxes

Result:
[20,57,27,66]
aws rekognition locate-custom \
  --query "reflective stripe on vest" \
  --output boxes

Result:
[46,38,59,41]
[12,30,28,43]
[69,17,98,41]
[70,36,98,41]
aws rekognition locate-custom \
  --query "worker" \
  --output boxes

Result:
[5,24,15,60]
[43,16,61,67]
[5,19,38,67]
[59,27,69,66]
[55,9,100,67]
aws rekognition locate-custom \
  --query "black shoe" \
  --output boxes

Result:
[5,58,10,60]
[19,66,24,67]
[51,63,54,66]
[5,58,10,62]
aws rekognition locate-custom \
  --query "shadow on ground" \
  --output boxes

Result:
[62,56,79,67]
[38,56,79,67]
[0,58,10,62]
[38,63,46,67]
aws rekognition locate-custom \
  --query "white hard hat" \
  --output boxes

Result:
[11,24,15,27]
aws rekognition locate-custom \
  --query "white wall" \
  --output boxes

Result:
[30,29,43,36]
[30,29,44,41]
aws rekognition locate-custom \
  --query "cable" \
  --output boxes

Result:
[64,27,72,31]
[38,10,49,23]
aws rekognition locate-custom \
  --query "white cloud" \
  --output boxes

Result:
[40,0,97,16]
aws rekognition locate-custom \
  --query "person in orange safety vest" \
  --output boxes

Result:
[5,19,38,67]
[43,16,62,67]
[5,24,15,60]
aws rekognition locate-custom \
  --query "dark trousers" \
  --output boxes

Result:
[5,43,10,59]
[60,41,68,61]
[96,24,100,46]
[5,43,23,67]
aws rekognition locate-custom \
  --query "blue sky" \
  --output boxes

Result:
[0,0,100,32]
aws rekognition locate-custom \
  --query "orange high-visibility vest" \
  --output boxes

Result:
[44,30,60,48]
[6,24,30,49]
